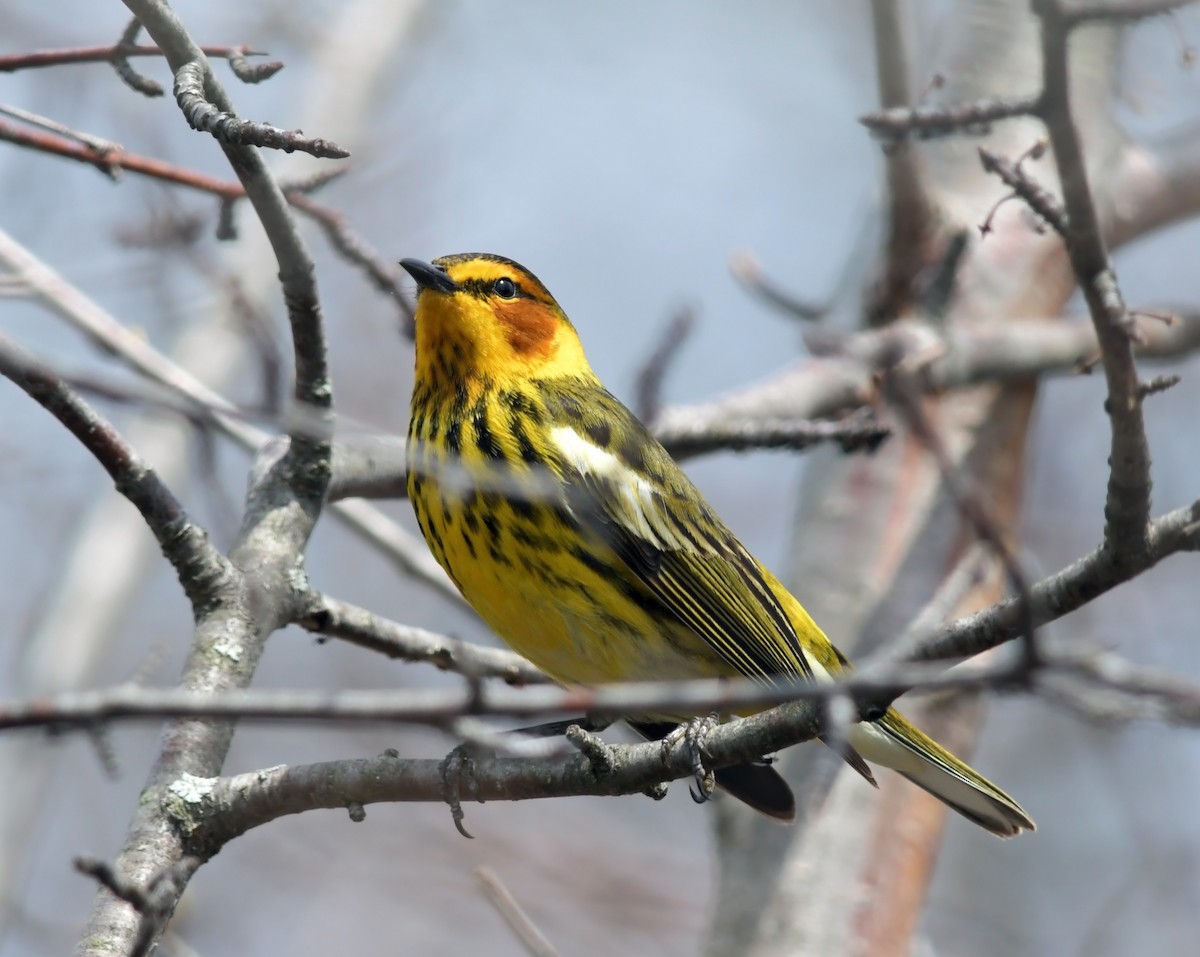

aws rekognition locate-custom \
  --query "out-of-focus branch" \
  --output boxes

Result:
[8,632,1200,851]
[123,0,334,418]
[73,857,198,957]
[0,228,448,603]
[730,252,831,322]
[658,410,890,460]
[70,1,338,952]
[1062,0,1197,26]
[0,120,411,317]
[867,0,940,323]
[654,309,1200,436]
[916,497,1200,663]
[7,484,1199,736]
[1107,122,1200,247]
[298,593,545,684]
[475,868,562,957]
[634,307,695,424]
[0,334,232,609]
[0,43,279,76]
[862,96,1040,141]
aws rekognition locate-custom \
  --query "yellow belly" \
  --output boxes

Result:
[408,468,730,687]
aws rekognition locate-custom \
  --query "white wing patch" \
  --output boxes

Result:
[550,427,689,551]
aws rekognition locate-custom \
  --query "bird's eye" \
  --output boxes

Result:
[493,277,517,299]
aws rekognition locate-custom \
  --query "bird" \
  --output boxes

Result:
[400,252,1034,837]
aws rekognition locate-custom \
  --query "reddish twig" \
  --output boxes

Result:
[0,43,279,75]
[0,121,408,319]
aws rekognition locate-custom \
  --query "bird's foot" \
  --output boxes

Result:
[660,713,719,804]
[438,743,477,839]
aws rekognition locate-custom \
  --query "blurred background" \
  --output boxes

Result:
[2,2,1200,954]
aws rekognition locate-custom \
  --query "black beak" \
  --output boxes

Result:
[400,258,461,294]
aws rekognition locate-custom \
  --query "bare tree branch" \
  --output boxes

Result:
[862,96,1040,142]
[1034,0,1153,561]
[173,59,347,158]
[658,410,890,460]
[74,857,198,957]
[297,593,546,684]
[0,121,411,316]
[70,1,340,952]
[867,0,942,323]
[0,334,232,609]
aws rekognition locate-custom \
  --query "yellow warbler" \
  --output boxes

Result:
[401,253,1033,837]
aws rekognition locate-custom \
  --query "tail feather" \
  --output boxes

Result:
[848,711,1035,839]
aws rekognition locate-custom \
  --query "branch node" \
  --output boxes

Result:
[564,723,616,775]
[173,60,350,159]
[978,145,1069,238]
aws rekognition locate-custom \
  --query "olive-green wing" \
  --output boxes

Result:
[545,399,814,683]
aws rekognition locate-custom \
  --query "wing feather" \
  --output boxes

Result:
[548,411,813,683]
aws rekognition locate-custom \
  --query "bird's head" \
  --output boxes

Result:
[401,254,592,385]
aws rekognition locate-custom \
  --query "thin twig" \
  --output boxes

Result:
[877,356,1040,668]
[0,121,407,321]
[0,43,278,76]
[173,60,348,159]
[730,252,830,321]
[861,96,1040,142]
[476,868,562,957]
[978,145,1068,237]
[112,18,163,96]
[0,103,122,156]
[75,857,200,957]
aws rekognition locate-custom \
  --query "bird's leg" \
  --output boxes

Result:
[660,713,719,803]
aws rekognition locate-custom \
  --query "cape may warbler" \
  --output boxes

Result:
[401,253,1033,837]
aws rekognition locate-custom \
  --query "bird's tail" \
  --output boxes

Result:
[848,710,1035,838]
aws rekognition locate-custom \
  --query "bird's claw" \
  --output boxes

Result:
[661,713,719,804]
